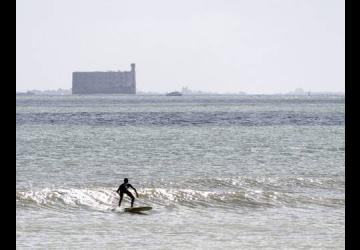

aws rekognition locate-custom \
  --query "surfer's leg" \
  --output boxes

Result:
[126,191,135,207]
[119,192,124,206]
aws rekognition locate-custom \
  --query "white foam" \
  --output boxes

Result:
[17,187,120,211]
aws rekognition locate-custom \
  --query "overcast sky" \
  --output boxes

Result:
[16,0,344,94]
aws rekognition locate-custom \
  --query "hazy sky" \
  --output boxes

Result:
[16,0,344,93]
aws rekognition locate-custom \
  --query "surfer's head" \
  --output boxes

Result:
[124,178,129,183]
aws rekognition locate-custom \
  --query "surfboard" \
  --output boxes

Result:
[124,206,152,213]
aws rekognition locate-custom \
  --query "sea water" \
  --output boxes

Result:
[16,95,344,249]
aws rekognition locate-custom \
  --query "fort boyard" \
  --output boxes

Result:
[72,64,136,94]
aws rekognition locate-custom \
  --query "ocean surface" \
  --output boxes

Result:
[16,95,344,249]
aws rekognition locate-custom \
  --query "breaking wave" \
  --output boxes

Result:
[16,177,344,211]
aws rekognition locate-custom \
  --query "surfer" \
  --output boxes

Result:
[116,178,139,207]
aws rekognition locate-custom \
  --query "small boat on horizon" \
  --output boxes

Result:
[166,91,183,96]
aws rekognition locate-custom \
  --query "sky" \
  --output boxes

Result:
[16,0,344,94]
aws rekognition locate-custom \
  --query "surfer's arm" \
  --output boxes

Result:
[130,185,139,197]
[116,186,121,194]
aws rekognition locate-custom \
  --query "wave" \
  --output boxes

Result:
[189,176,344,189]
[16,181,344,212]
[16,187,119,211]
[142,176,344,192]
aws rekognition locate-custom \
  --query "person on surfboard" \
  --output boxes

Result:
[116,178,139,207]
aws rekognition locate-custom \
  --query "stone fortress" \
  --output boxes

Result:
[72,64,136,94]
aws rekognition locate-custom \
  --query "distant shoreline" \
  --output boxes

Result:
[16,90,345,97]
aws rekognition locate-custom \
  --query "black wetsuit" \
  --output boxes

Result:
[117,183,135,206]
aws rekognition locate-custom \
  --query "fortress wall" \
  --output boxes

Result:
[72,64,136,94]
